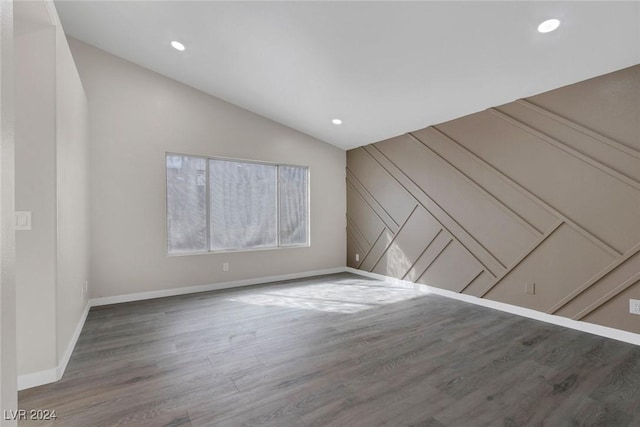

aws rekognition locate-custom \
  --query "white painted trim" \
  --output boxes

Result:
[17,368,57,391]
[90,267,346,307]
[19,265,638,391]
[56,301,91,380]
[18,268,343,390]
[17,301,91,390]
[345,267,640,347]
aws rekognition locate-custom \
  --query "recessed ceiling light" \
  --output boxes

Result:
[171,41,186,51]
[537,19,560,33]
[332,119,342,125]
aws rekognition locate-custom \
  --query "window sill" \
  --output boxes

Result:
[167,244,310,257]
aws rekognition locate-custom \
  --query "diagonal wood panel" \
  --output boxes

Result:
[372,207,440,279]
[525,65,640,152]
[346,216,370,257]
[364,143,504,277]
[412,126,558,234]
[437,110,640,255]
[346,182,385,247]
[461,271,495,297]
[407,132,542,239]
[575,273,640,320]
[347,148,416,227]
[489,108,640,192]
[375,134,539,268]
[403,231,451,283]
[358,228,394,273]
[431,125,621,259]
[347,171,399,234]
[347,66,640,335]
[482,224,615,313]
[479,220,563,298]
[346,229,365,269]
[499,100,640,184]
[416,240,484,293]
[553,245,640,319]
[516,99,640,159]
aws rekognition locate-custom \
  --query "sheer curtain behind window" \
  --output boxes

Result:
[279,166,308,246]
[209,159,278,251]
[167,154,308,254]
[166,155,208,253]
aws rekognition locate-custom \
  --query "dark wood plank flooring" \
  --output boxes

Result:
[18,273,640,426]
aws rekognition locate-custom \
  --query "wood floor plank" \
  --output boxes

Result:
[18,273,640,426]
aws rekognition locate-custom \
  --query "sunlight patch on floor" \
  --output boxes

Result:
[224,277,432,314]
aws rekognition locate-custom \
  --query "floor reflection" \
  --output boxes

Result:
[224,276,431,314]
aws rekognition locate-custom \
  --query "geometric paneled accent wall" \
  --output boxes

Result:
[347,65,640,334]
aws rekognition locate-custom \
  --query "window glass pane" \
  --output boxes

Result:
[166,155,208,254]
[209,159,277,250]
[279,166,309,246]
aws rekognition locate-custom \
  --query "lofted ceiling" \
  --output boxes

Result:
[54,1,640,150]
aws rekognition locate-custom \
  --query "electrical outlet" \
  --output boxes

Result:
[223,262,229,272]
[629,299,640,315]
[525,282,535,295]
[355,253,360,262]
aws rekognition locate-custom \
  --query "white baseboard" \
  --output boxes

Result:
[17,301,91,391]
[17,368,57,391]
[345,267,640,347]
[57,301,91,380]
[17,268,345,390]
[18,266,638,391]
[90,267,347,307]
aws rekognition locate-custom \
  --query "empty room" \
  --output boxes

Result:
[1,0,640,426]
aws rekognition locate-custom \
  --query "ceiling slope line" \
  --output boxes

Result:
[55,2,640,149]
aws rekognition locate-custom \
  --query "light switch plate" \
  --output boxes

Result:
[15,211,32,231]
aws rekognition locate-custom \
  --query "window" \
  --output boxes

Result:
[166,154,309,254]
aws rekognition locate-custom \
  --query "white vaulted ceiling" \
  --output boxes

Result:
[54,1,640,150]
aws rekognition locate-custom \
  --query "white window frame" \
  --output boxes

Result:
[166,152,310,256]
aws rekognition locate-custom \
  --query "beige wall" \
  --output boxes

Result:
[54,17,89,364]
[15,21,57,375]
[0,0,17,421]
[67,39,346,299]
[347,65,640,334]
[14,0,89,379]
